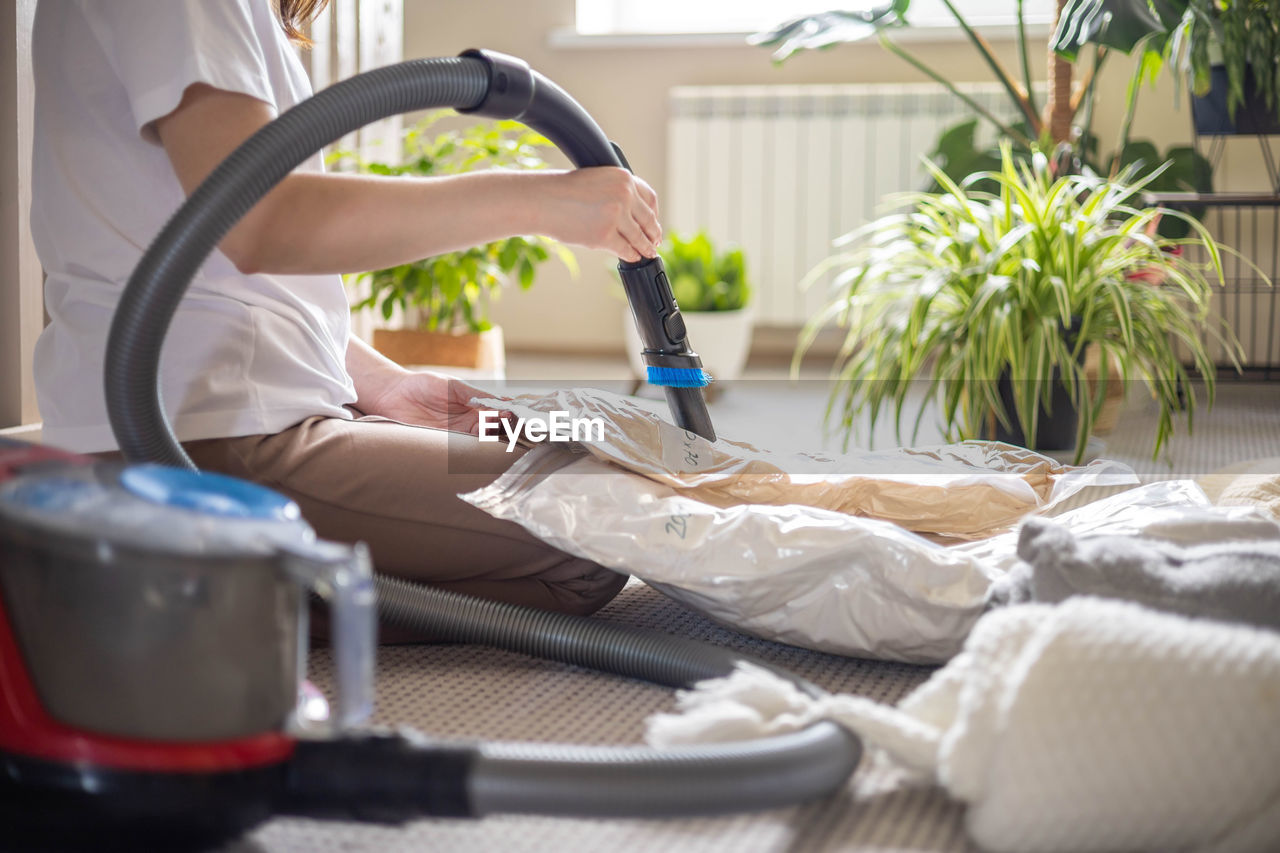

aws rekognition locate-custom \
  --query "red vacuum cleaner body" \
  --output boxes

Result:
[0,437,375,845]
[0,441,295,772]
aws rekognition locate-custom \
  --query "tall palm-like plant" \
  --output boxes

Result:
[1048,0,1075,145]
[751,0,1086,148]
[750,0,1212,197]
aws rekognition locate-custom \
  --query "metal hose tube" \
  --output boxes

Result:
[375,574,861,817]
[105,51,861,817]
[472,726,858,818]
[376,575,747,688]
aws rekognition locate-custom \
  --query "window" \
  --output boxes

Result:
[575,1,1055,36]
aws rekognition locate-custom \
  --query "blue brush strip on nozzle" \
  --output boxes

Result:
[646,365,713,388]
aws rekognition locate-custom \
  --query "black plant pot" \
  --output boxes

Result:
[988,316,1083,453]
[992,370,1079,453]
[1191,65,1280,136]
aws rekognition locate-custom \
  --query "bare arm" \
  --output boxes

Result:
[344,333,504,434]
[152,83,662,274]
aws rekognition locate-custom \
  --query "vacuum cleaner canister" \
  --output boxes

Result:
[0,459,375,743]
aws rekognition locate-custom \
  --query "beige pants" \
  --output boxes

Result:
[175,415,627,616]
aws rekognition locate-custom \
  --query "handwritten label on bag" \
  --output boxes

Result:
[648,502,712,552]
[658,421,715,474]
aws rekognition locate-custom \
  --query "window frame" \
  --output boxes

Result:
[573,0,1056,38]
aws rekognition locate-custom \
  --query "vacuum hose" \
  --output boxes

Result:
[104,50,857,819]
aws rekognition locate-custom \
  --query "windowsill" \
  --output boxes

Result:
[548,21,1051,50]
[0,422,43,443]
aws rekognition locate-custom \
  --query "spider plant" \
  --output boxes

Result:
[797,144,1245,464]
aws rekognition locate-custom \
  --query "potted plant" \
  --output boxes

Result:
[1053,0,1280,135]
[336,112,576,372]
[623,231,754,384]
[1192,1,1280,135]
[796,144,1244,464]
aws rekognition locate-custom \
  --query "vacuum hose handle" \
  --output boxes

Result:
[459,50,716,441]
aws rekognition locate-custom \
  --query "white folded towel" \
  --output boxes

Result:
[646,598,1280,852]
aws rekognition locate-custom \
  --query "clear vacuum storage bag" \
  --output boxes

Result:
[465,450,1275,664]
[466,446,997,662]
[461,444,1210,663]
[463,391,1280,663]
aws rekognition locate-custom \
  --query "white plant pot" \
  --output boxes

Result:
[623,305,755,383]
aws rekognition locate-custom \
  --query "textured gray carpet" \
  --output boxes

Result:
[227,382,1278,853]
[232,580,965,853]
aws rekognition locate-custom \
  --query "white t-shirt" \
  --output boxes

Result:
[31,0,357,452]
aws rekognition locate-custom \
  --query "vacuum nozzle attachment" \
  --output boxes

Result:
[618,256,716,441]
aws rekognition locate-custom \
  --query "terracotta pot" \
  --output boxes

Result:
[1126,243,1184,286]
[1085,344,1126,435]
[372,326,505,372]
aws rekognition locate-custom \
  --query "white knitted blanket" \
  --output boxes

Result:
[646,598,1280,852]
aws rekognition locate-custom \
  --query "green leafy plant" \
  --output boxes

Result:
[1215,0,1280,121]
[334,112,576,333]
[1055,0,1280,125]
[796,145,1245,463]
[660,231,752,312]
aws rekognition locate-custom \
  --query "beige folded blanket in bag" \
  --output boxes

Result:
[470,389,1131,540]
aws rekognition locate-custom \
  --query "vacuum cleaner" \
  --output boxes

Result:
[0,51,858,847]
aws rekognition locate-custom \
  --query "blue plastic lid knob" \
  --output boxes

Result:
[119,464,301,521]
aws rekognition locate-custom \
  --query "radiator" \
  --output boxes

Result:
[667,82,1025,327]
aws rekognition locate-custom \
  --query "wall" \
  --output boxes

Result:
[306,0,404,343]
[403,0,1215,354]
[0,0,41,427]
